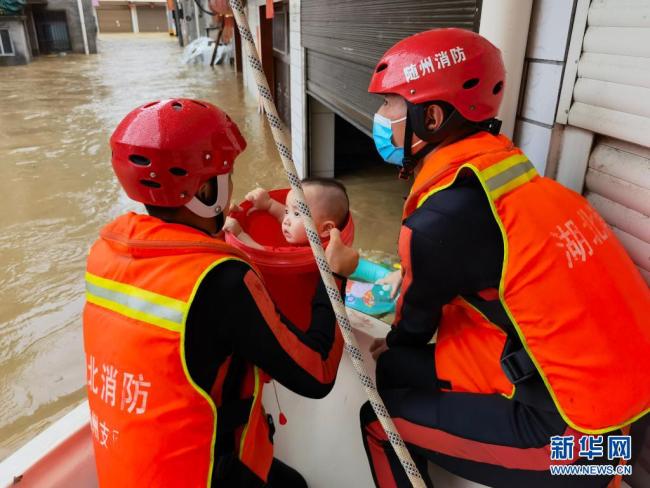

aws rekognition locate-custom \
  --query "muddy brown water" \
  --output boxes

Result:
[0,34,407,459]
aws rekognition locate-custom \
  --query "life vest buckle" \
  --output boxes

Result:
[500,348,536,385]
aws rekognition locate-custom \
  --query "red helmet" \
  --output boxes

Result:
[110,99,246,213]
[368,28,505,121]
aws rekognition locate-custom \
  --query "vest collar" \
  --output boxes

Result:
[410,131,515,199]
[100,212,248,259]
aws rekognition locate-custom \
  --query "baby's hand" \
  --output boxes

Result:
[376,269,403,299]
[223,217,243,236]
[245,188,272,211]
[325,228,359,278]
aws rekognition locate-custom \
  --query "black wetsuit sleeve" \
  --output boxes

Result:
[185,260,344,399]
[387,178,503,347]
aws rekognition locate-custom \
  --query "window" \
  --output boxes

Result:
[272,2,288,55]
[0,29,14,56]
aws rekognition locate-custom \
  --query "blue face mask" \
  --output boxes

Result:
[372,113,407,166]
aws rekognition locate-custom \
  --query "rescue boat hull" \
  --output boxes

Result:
[0,309,490,488]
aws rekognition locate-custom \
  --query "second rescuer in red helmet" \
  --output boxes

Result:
[361,28,650,488]
[83,99,357,487]
[370,28,505,178]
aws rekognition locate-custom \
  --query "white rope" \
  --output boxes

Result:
[227,2,426,486]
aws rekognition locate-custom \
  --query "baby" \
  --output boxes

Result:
[224,177,350,249]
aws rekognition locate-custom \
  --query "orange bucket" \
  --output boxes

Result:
[226,189,354,330]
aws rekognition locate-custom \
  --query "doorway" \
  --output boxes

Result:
[33,10,71,53]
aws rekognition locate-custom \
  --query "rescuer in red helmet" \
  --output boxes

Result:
[360,28,649,487]
[82,99,357,487]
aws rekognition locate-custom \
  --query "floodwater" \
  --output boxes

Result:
[0,34,405,459]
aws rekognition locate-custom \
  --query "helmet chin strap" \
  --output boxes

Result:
[400,101,502,179]
[184,173,230,218]
[400,114,435,179]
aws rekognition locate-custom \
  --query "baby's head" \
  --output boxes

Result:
[282,178,349,245]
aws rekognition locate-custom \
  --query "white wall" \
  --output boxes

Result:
[289,0,306,177]
[308,99,335,178]
[242,0,264,99]
[514,0,578,175]
[478,0,533,139]
[240,0,306,177]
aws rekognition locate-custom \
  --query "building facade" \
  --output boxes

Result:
[94,0,169,34]
[0,15,32,65]
[239,0,649,287]
[1,0,97,65]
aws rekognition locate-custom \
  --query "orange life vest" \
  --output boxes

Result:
[402,132,650,434]
[83,212,273,487]
[434,298,514,397]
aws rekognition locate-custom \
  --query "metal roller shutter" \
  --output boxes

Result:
[97,5,133,33]
[564,0,650,284]
[302,0,481,135]
[137,5,167,33]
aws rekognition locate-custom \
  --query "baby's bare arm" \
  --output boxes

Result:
[223,217,265,250]
[267,199,286,222]
[246,187,286,222]
[236,231,265,250]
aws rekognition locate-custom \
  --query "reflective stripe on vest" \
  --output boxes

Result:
[86,272,187,332]
[418,154,538,209]
[482,155,537,200]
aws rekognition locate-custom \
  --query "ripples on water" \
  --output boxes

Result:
[0,34,290,458]
[0,33,405,459]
